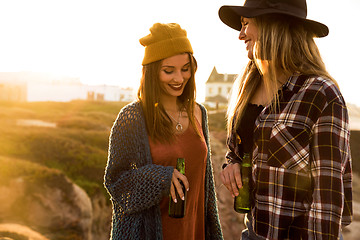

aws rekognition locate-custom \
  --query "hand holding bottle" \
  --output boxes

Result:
[169,158,188,218]
[220,162,242,198]
[170,168,189,203]
[228,153,251,213]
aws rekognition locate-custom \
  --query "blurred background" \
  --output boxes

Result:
[0,0,359,239]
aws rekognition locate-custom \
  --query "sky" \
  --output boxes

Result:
[0,0,359,105]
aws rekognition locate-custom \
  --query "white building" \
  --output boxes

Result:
[0,76,27,102]
[27,83,135,102]
[205,67,237,108]
[0,72,135,102]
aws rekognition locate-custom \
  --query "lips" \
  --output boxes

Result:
[245,40,251,50]
[169,83,183,91]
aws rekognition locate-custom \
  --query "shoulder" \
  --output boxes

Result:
[303,76,342,97]
[195,102,207,116]
[117,101,143,119]
[195,102,207,122]
[195,102,211,144]
[298,75,346,107]
[120,101,142,114]
[112,101,144,129]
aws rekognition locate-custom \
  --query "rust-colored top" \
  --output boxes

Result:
[149,121,207,240]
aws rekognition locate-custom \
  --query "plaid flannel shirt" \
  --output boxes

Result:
[226,74,352,239]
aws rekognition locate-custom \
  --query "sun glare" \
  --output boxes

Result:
[0,0,358,105]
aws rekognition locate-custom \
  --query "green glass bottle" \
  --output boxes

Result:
[169,158,186,218]
[234,153,251,213]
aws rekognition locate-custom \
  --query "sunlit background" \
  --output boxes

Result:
[1,1,360,239]
[0,0,359,105]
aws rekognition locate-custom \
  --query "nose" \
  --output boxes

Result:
[239,26,246,40]
[173,70,184,83]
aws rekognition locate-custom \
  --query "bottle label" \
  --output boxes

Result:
[242,163,251,167]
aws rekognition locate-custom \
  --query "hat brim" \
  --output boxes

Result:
[219,5,329,37]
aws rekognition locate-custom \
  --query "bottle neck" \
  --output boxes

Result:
[242,153,251,167]
[176,158,185,174]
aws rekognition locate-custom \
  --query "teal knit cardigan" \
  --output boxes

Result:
[104,101,223,240]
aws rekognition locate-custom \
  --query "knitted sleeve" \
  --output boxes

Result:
[199,104,224,239]
[104,102,174,215]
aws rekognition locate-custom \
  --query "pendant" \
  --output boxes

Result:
[175,123,183,132]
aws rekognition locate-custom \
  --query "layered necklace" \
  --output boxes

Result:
[167,110,183,132]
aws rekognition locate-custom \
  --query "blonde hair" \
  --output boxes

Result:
[227,14,335,136]
[137,53,200,143]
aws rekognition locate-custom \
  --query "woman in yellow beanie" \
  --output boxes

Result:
[104,23,223,240]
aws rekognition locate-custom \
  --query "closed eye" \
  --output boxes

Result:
[163,69,173,74]
[182,63,190,72]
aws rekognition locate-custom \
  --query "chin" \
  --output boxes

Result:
[166,91,184,98]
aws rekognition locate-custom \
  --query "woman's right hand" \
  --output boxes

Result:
[220,163,242,198]
[170,169,189,203]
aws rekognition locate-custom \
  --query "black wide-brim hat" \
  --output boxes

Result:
[219,0,329,37]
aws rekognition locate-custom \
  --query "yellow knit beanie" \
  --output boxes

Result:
[140,23,193,65]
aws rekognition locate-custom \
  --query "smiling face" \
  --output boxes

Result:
[239,17,259,60]
[159,53,191,101]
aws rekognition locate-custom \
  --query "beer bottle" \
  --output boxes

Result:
[234,153,251,213]
[169,158,186,218]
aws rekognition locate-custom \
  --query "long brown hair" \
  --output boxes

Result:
[227,14,336,136]
[137,52,200,143]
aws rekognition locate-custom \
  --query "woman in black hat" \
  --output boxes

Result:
[219,0,352,239]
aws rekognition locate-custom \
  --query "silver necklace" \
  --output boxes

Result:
[167,111,183,132]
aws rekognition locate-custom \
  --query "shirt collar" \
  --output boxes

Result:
[282,73,307,92]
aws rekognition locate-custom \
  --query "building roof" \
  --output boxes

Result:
[206,67,237,83]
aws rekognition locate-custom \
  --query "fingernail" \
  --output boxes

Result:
[174,198,177,203]
[187,188,189,191]
[181,196,185,201]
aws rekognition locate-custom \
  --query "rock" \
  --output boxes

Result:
[90,190,112,240]
[0,223,49,240]
[0,157,93,240]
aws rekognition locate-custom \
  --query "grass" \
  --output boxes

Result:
[0,100,127,197]
[0,155,65,192]
[0,100,359,200]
